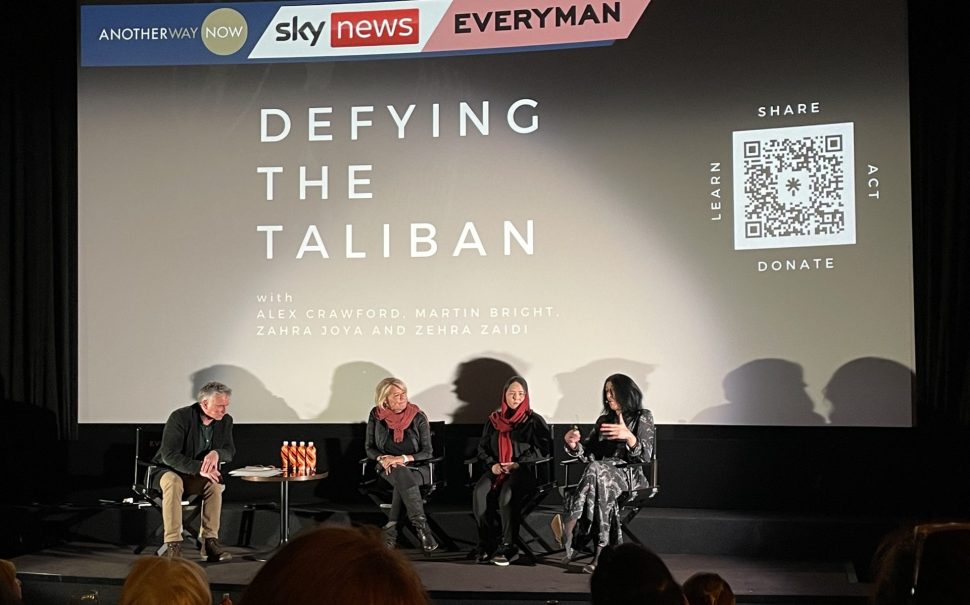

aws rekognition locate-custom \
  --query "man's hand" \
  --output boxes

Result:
[200,467,221,484]
[201,450,220,475]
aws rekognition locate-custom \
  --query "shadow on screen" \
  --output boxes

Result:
[692,358,825,426]
[190,365,297,421]
[824,357,914,426]
[551,358,655,422]
[315,361,392,421]
[445,356,523,424]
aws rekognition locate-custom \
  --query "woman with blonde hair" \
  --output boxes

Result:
[365,377,437,552]
[118,557,211,605]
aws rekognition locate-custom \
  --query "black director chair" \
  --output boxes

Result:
[358,421,458,551]
[131,426,203,555]
[465,452,558,565]
[560,431,659,547]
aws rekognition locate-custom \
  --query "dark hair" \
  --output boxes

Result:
[603,373,643,416]
[683,572,735,605]
[503,375,529,396]
[871,524,970,605]
[591,543,684,605]
[240,525,430,605]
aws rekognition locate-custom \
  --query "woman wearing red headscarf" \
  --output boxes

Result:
[471,376,551,566]
[366,377,438,553]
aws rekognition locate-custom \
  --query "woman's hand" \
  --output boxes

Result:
[599,413,636,447]
[564,428,581,450]
[378,455,407,473]
[491,462,519,475]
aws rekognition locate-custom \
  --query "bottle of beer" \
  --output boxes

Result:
[220,593,233,605]
[306,441,317,475]
[280,441,290,477]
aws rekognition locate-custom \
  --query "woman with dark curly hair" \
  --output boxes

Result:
[552,373,656,573]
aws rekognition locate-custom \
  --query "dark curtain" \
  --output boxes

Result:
[909,6,970,427]
[0,3,968,435]
[1,5,78,441]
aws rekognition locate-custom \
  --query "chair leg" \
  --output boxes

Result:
[519,516,557,554]
[619,507,644,545]
[425,514,459,552]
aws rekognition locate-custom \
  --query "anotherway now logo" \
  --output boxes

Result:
[250,1,447,59]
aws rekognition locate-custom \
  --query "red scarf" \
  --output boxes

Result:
[375,402,420,443]
[488,395,530,485]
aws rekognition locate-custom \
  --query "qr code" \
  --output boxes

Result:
[732,122,855,250]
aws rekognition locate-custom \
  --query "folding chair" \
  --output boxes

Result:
[131,426,202,555]
[359,421,457,551]
[560,432,659,546]
[466,453,558,565]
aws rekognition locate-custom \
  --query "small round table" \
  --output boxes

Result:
[241,472,328,560]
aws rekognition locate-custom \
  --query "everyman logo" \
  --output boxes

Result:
[330,8,419,48]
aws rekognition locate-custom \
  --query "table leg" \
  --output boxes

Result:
[279,479,290,546]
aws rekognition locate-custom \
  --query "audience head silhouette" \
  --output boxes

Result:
[118,556,211,605]
[0,559,24,605]
[590,543,686,605]
[683,572,735,605]
[240,525,430,605]
[871,523,970,605]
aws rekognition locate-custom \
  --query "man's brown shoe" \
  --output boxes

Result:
[201,538,232,562]
[161,542,182,558]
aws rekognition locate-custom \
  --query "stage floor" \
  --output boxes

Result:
[14,541,869,605]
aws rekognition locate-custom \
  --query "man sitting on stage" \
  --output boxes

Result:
[153,381,236,561]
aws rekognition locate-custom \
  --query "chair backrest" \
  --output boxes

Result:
[133,426,163,498]
[647,431,659,495]
[624,427,659,498]
[424,421,447,491]
[531,422,557,493]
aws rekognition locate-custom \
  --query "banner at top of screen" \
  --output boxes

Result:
[81,0,652,66]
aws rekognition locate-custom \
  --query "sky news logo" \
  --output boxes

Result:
[274,8,419,47]
[331,8,419,47]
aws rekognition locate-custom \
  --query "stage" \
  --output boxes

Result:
[8,504,876,604]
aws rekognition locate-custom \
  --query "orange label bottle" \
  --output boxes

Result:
[297,441,307,476]
[288,440,298,475]
[306,441,317,475]
[280,441,289,477]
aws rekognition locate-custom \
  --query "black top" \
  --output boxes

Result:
[153,402,236,475]
[477,410,552,467]
[568,409,655,464]
[365,407,433,460]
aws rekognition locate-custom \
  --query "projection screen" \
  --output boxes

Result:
[78,0,914,425]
